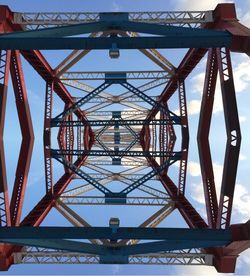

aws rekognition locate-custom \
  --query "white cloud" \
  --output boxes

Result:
[188,58,250,115]
[238,249,250,268]
[187,99,201,115]
[239,154,247,161]
[234,60,250,93]
[190,162,250,221]
[191,72,205,94]
[175,265,233,276]
[233,183,250,220]
[111,1,121,12]
[111,264,120,274]
[190,72,223,114]
[188,161,201,176]
[241,11,250,27]
[239,116,247,123]
[192,182,205,204]
[173,0,234,10]
[189,162,222,204]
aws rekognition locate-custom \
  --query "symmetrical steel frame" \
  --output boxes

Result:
[0,3,249,273]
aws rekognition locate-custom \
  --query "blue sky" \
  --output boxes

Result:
[1,0,250,275]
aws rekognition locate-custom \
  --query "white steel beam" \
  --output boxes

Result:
[13,250,213,265]
[13,11,213,30]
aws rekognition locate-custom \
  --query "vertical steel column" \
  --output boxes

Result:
[0,50,11,226]
[197,49,218,228]
[9,50,34,226]
[177,80,189,195]
[65,104,74,164]
[84,125,90,150]
[216,48,241,229]
[44,81,53,195]
[57,123,65,151]
[57,104,72,174]
[151,116,156,152]
[77,123,81,153]
[159,108,168,166]
[159,111,164,165]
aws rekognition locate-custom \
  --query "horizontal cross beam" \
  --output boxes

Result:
[51,118,181,127]
[60,71,170,80]
[51,149,182,158]
[13,11,213,27]
[0,36,231,50]
[0,226,232,241]
[59,196,172,206]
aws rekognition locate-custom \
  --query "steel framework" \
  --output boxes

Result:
[0,3,249,273]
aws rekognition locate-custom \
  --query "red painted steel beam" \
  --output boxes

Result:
[66,112,74,164]
[0,50,11,227]
[158,104,176,167]
[144,3,250,124]
[205,221,250,273]
[166,105,176,167]
[44,81,54,194]
[9,50,34,226]
[140,108,206,229]
[0,154,90,270]
[177,80,189,196]
[0,5,88,123]
[159,112,165,166]
[20,50,88,122]
[142,153,207,228]
[21,157,89,226]
[216,48,241,229]
[57,119,66,151]
[57,103,75,174]
[226,220,250,255]
[207,4,250,55]
[65,103,74,172]
[144,124,151,152]
[84,125,94,151]
[144,48,208,123]
[197,48,218,229]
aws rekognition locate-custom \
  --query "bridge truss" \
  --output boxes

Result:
[0,3,249,273]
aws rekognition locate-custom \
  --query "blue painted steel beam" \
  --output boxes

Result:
[0,226,232,241]
[0,238,230,256]
[0,19,230,38]
[0,36,232,50]
[0,22,106,38]
[53,151,179,196]
[121,81,170,116]
[120,158,178,195]
[53,155,112,195]
[0,238,106,255]
[116,240,230,255]
[53,81,112,122]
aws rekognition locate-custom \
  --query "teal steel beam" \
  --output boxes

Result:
[0,238,230,256]
[0,239,105,255]
[53,155,112,195]
[52,81,112,122]
[0,36,231,50]
[53,152,179,197]
[0,18,230,39]
[0,226,232,241]
[0,21,106,38]
[120,158,178,195]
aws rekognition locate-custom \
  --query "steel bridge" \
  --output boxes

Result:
[0,3,249,273]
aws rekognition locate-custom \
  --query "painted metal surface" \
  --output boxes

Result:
[0,3,249,273]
